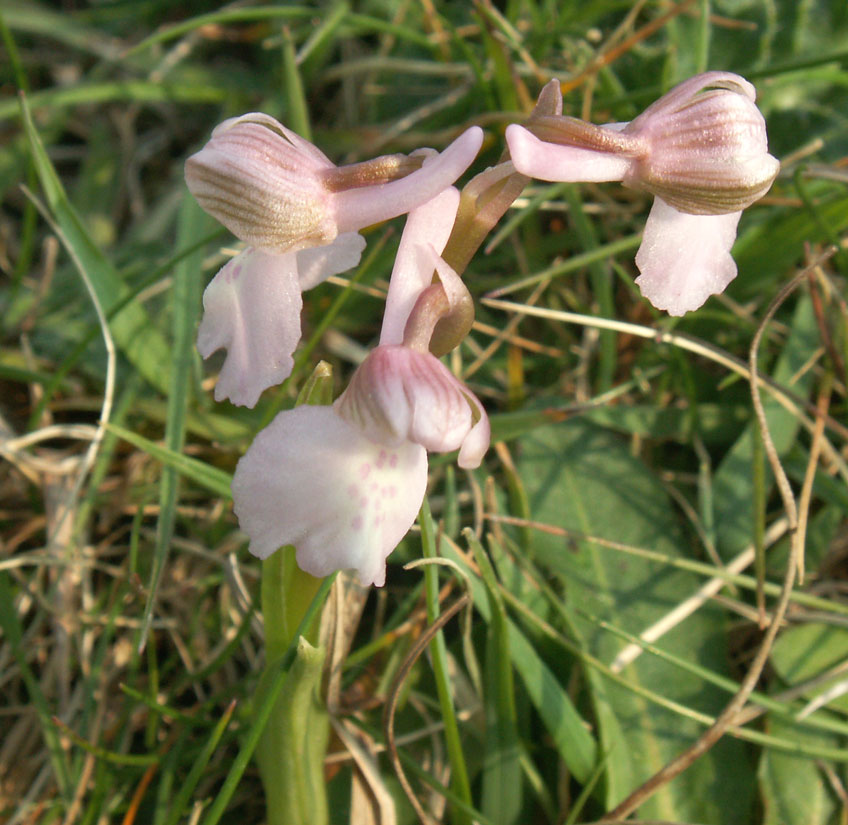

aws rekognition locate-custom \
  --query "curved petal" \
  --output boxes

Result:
[197,248,302,407]
[332,126,483,233]
[634,198,742,316]
[379,188,460,346]
[627,72,757,133]
[457,390,490,469]
[505,124,633,182]
[212,112,334,168]
[232,406,428,586]
[296,232,366,291]
[431,250,470,314]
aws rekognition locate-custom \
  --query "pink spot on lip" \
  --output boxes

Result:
[359,463,371,480]
[376,450,387,468]
[389,454,398,468]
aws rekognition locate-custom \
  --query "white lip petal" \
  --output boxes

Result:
[634,199,742,316]
[197,248,302,407]
[232,406,428,587]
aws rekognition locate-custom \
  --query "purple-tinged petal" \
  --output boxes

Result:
[232,406,427,586]
[185,114,337,254]
[380,188,460,346]
[627,72,757,132]
[505,124,633,182]
[634,198,741,316]
[336,346,490,464]
[623,74,779,215]
[212,112,334,168]
[197,248,302,407]
[296,232,366,290]
[332,127,483,234]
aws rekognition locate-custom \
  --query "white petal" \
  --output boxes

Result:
[197,248,302,407]
[296,232,366,290]
[634,198,742,316]
[457,391,491,469]
[505,124,633,182]
[379,188,460,346]
[331,127,482,233]
[232,406,428,586]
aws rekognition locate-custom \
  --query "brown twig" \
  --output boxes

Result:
[560,0,698,96]
[808,266,847,386]
[383,594,470,825]
[600,262,819,820]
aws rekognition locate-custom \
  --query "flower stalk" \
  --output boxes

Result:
[254,362,334,825]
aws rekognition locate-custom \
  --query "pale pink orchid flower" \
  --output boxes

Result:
[186,114,483,406]
[232,188,490,586]
[506,72,780,315]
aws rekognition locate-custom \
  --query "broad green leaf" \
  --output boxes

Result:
[491,402,749,445]
[254,640,329,825]
[759,713,839,825]
[733,195,848,298]
[516,420,754,824]
[764,621,848,824]
[770,622,848,713]
[440,540,598,784]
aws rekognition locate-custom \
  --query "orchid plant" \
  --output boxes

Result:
[185,70,777,825]
[232,188,489,587]
[187,71,777,584]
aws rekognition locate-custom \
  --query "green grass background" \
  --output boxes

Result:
[1,1,847,823]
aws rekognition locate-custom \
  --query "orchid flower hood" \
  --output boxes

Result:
[506,72,779,315]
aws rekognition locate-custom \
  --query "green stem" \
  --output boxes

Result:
[201,574,336,825]
[256,548,328,825]
[420,499,473,825]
